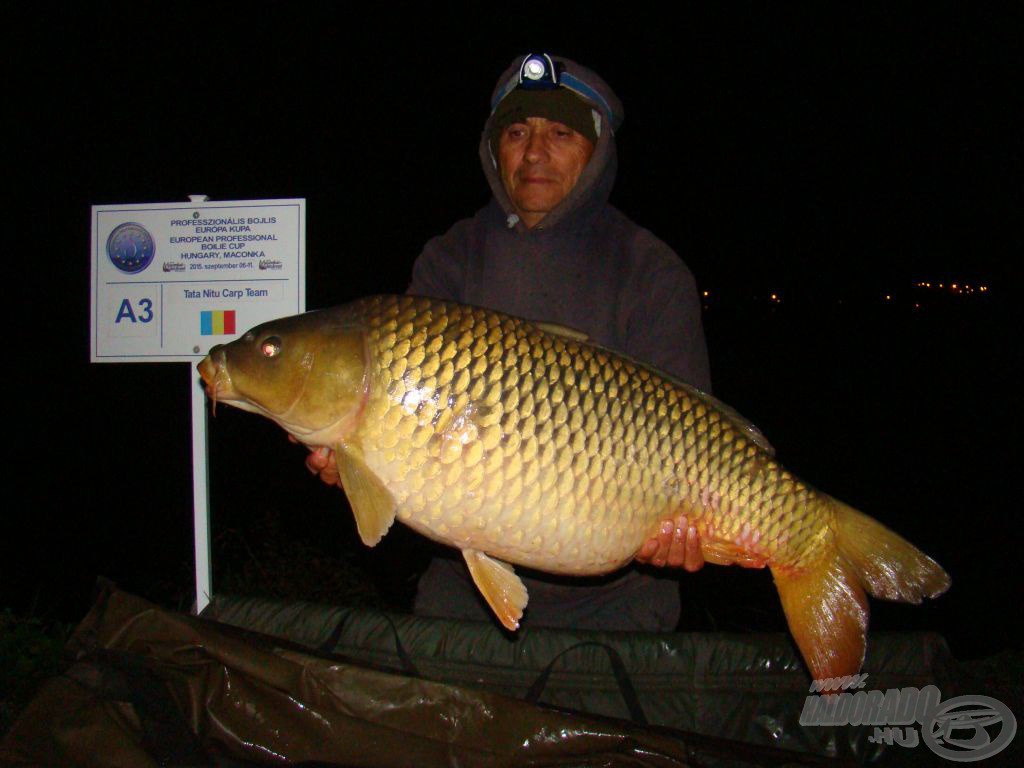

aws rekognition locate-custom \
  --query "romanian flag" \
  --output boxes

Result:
[201,310,236,335]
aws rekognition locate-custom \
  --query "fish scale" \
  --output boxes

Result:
[199,294,950,680]
[354,295,786,572]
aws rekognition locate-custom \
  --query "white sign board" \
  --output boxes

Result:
[91,198,305,361]
[90,197,305,614]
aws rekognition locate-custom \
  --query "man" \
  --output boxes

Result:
[308,53,707,630]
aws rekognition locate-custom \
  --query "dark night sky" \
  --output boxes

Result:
[9,4,1022,661]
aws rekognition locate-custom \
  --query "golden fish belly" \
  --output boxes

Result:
[347,295,806,574]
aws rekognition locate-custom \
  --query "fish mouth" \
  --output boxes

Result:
[197,349,237,414]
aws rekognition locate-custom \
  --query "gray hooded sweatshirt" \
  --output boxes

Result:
[409,55,711,631]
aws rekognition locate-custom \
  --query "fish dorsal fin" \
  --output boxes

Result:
[462,549,529,631]
[534,321,589,342]
[334,442,397,547]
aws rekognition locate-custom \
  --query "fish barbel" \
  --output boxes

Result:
[198,295,950,680]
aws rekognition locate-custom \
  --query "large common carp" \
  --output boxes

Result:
[198,295,949,680]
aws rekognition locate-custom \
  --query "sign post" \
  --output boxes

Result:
[91,197,305,612]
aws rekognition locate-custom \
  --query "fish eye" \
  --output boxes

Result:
[261,336,282,357]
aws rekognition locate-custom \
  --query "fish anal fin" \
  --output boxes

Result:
[772,555,869,682]
[702,540,768,569]
[462,549,528,631]
[335,443,396,547]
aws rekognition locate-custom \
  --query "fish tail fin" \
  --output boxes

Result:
[771,497,950,681]
[831,499,951,603]
[771,538,870,682]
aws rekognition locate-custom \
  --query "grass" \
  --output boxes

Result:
[0,610,70,739]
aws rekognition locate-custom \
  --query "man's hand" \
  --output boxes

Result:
[306,446,341,486]
[289,436,342,487]
[635,515,704,571]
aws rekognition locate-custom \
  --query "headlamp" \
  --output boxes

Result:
[491,52,620,133]
[518,53,561,90]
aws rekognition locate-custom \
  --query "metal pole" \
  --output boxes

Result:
[188,193,213,614]
[191,370,212,614]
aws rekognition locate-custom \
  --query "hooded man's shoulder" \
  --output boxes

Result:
[424,200,507,250]
[410,202,507,299]
[594,205,695,276]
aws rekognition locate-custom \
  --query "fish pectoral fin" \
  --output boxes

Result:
[462,549,528,631]
[334,443,397,547]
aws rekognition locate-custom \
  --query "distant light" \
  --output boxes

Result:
[702,290,709,297]
[884,294,892,301]
[770,293,780,302]
[908,280,992,298]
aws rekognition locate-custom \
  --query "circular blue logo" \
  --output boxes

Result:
[106,222,156,274]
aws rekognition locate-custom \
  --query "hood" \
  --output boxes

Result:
[479,54,625,234]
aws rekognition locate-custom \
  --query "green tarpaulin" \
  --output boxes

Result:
[1,582,973,766]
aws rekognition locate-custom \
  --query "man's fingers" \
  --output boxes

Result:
[660,515,683,567]
[637,539,659,560]
[683,525,703,572]
[637,521,673,565]
[321,466,341,487]
[303,446,342,487]
[653,520,674,565]
[639,515,706,572]
[305,446,331,474]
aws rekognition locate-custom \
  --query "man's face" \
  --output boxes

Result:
[498,116,595,228]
